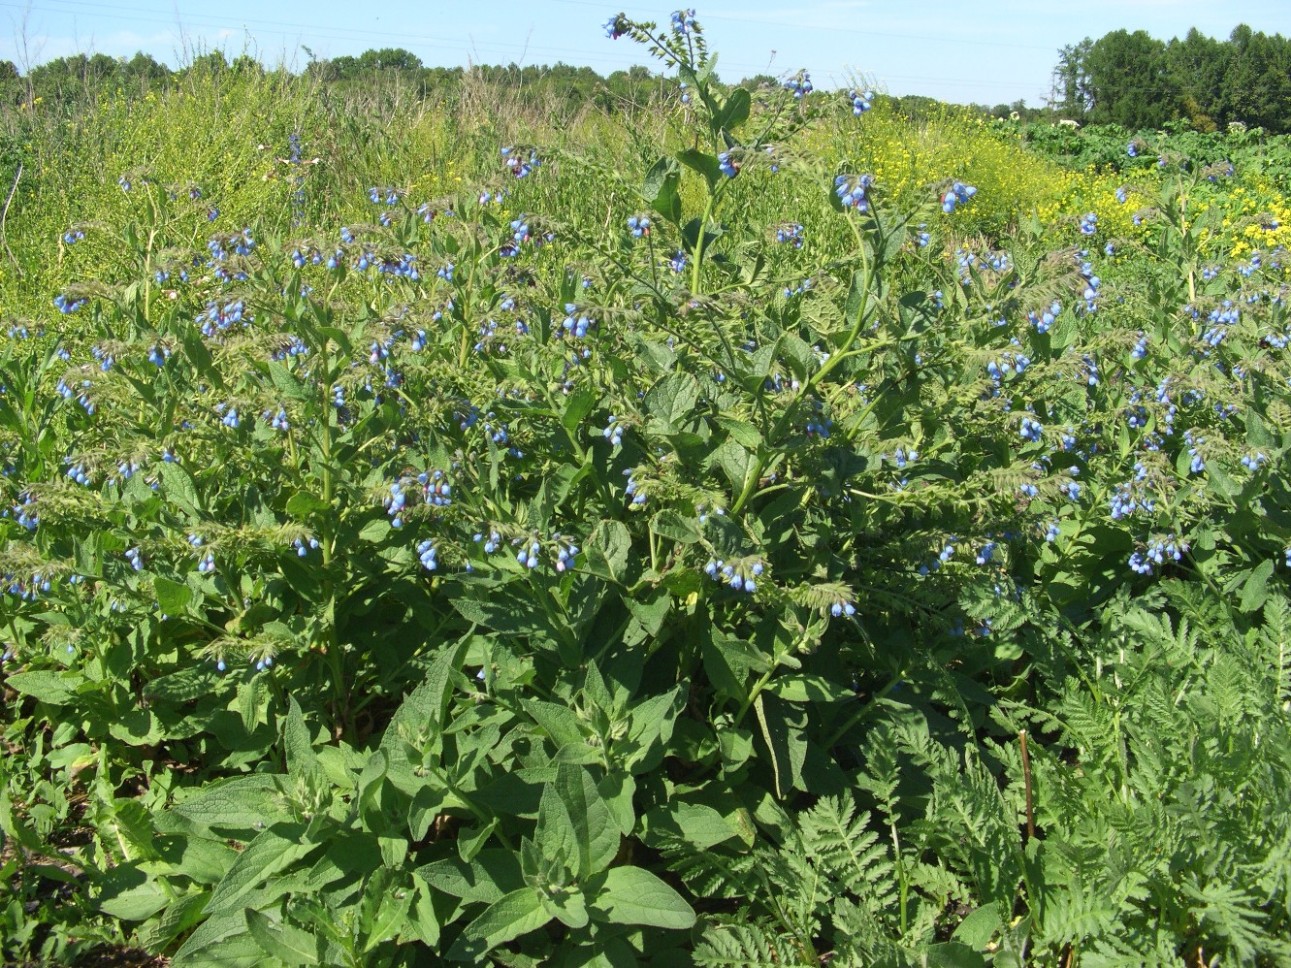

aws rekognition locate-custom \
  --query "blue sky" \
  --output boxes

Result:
[0,0,1288,107]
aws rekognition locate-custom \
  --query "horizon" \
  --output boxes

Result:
[0,1,1288,108]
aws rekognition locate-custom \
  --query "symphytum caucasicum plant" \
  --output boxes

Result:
[3,8,1291,966]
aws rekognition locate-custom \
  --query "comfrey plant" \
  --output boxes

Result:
[2,10,1291,968]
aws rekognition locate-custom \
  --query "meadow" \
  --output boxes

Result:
[3,11,1291,966]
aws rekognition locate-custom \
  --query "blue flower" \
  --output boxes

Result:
[784,71,813,99]
[604,14,628,39]
[941,181,977,214]
[834,173,874,211]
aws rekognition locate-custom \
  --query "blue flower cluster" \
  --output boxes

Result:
[849,89,873,115]
[1184,430,1205,473]
[1200,300,1239,348]
[417,540,438,571]
[627,214,651,238]
[1079,212,1097,236]
[784,71,812,99]
[830,598,857,617]
[704,557,762,594]
[783,278,813,299]
[197,299,246,338]
[1019,416,1043,442]
[718,151,740,178]
[501,146,540,179]
[1078,258,1100,312]
[515,538,542,569]
[189,535,215,574]
[670,9,697,33]
[217,404,240,429]
[986,350,1031,384]
[917,538,958,575]
[1108,474,1155,520]
[263,406,290,432]
[554,537,580,573]
[604,14,628,39]
[1028,300,1062,334]
[53,293,87,314]
[10,492,37,531]
[834,173,874,211]
[66,460,91,485]
[561,304,595,339]
[941,181,977,214]
[624,468,647,506]
[603,415,624,447]
[386,470,453,528]
[1129,536,1187,575]
[775,222,804,248]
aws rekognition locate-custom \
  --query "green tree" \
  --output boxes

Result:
[1165,28,1228,130]
[1222,25,1291,133]
[1083,29,1173,128]
[1049,38,1092,119]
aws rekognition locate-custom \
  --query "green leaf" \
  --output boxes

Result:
[716,416,763,449]
[766,674,853,703]
[453,887,549,960]
[416,849,525,905]
[205,824,311,917]
[174,775,293,835]
[358,519,392,543]
[451,589,560,644]
[645,372,701,433]
[952,901,1002,948]
[158,461,202,517]
[172,909,265,966]
[561,385,598,442]
[5,670,83,705]
[1239,559,1275,613]
[267,362,313,402]
[713,438,752,492]
[523,699,588,750]
[154,576,192,615]
[98,880,170,921]
[923,943,988,967]
[754,694,807,799]
[542,888,590,930]
[589,866,696,929]
[286,491,330,518]
[651,509,701,544]
[643,156,682,224]
[677,148,721,190]
[554,764,620,878]
[713,88,751,132]
[246,908,321,966]
[623,687,682,773]
[585,520,631,583]
[646,801,739,850]
[284,697,321,779]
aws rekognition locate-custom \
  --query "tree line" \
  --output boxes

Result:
[0,48,679,116]
[1051,24,1291,133]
